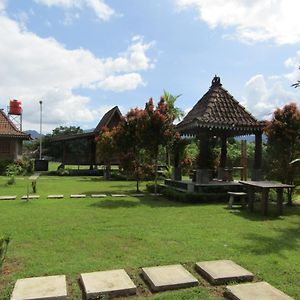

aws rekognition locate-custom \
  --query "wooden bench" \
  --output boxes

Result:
[227,192,247,209]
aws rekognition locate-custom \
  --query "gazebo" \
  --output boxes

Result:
[176,76,264,183]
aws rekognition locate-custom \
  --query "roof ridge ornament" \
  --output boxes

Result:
[211,75,222,87]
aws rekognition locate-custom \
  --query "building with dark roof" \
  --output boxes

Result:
[0,109,30,161]
[50,106,122,167]
[176,76,264,182]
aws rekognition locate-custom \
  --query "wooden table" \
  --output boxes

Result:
[239,181,294,216]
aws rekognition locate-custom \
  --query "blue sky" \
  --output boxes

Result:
[0,0,300,132]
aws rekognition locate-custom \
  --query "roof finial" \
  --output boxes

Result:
[211,75,221,87]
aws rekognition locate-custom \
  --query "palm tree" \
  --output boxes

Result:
[162,90,184,123]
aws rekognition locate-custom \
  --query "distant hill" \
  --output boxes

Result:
[25,130,41,139]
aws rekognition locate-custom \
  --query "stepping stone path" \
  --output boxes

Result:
[80,269,136,299]
[91,194,107,198]
[21,195,40,200]
[70,194,86,198]
[0,196,16,200]
[196,260,254,285]
[47,195,64,199]
[225,281,294,300]
[142,264,198,292]
[111,194,126,197]
[11,275,67,300]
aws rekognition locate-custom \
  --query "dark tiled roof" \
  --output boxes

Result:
[177,76,263,134]
[0,109,30,139]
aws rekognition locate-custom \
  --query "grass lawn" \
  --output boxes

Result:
[0,176,300,299]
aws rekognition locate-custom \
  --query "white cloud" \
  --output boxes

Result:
[35,0,115,21]
[0,13,155,132]
[242,73,299,120]
[176,0,300,45]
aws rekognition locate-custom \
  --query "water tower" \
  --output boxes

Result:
[8,99,22,131]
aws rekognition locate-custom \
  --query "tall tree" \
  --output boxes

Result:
[114,108,147,192]
[142,98,175,194]
[96,126,117,179]
[162,90,184,123]
[265,103,300,204]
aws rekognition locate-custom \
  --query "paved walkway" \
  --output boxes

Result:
[10,259,294,299]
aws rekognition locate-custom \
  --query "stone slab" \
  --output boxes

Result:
[21,195,40,200]
[141,264,198,292]
[11,275,67,300]
[0,196,16,200]
[70,194,86,198]
[150,193,162,196]
[195,260,254,285]
[111,194,126,197]
[47,195,64,199]
[131,193,145,197]
[225,281,294,300]
[80,269,136,299]
[91,194,107,198]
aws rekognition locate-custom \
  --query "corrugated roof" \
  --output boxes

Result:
[177,76,263,134]
[0,109,30,139]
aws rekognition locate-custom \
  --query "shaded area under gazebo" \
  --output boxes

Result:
[173,76,265,188]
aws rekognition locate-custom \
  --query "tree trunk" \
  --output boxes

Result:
[287,188,294,206]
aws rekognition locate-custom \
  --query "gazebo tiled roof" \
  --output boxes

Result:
[0,109,30,139]
[177,76,264,136]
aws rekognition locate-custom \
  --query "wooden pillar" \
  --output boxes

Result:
[219,135,227,168]
[248,187,255,212]
[261,188,269,216]
[241,140,247,180]
[196,133,212,183]
[218,135,227,180]
[90,138,96,170]
[252,132,263,180]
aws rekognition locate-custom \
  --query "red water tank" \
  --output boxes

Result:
[9,99,22,115]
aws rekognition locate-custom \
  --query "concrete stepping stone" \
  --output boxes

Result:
[70,194,86,198]
[111,194,126,197]
[11,275,67,300]
[141,264,198,292]
[80,269,136,299]
[225,281,294,300]
[131,193,146,197]
[0,196,16,200]
[150,193,162,196]
[91,194,107,198]
[47,195,64,199]
[21,195,40,200]
[195,260,254,285]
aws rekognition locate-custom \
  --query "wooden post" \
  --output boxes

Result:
[252,132,262,180]
[62,142,67,165]
[173,146,182,181]
[90,138,96,170]
[220,135,227,168]
[241,140,247,180]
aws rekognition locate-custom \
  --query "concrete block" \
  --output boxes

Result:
[80,269,136,299]
[225,281,294,300]
[47,195,64,199]
[142,264,198,292]
[70,194,86,198]
[0,196,16,200]
[195,260,254,285]
[21,195,40,200]
[111,194,126,197]
[91,194,107,198]
[131,193,145,197]
[11,275,67,300]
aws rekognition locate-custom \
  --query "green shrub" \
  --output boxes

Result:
[5,158,34,177]
[0,236,10,271]
[0,160,13,175]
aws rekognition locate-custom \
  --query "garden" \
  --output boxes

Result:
[0,174,300,299]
